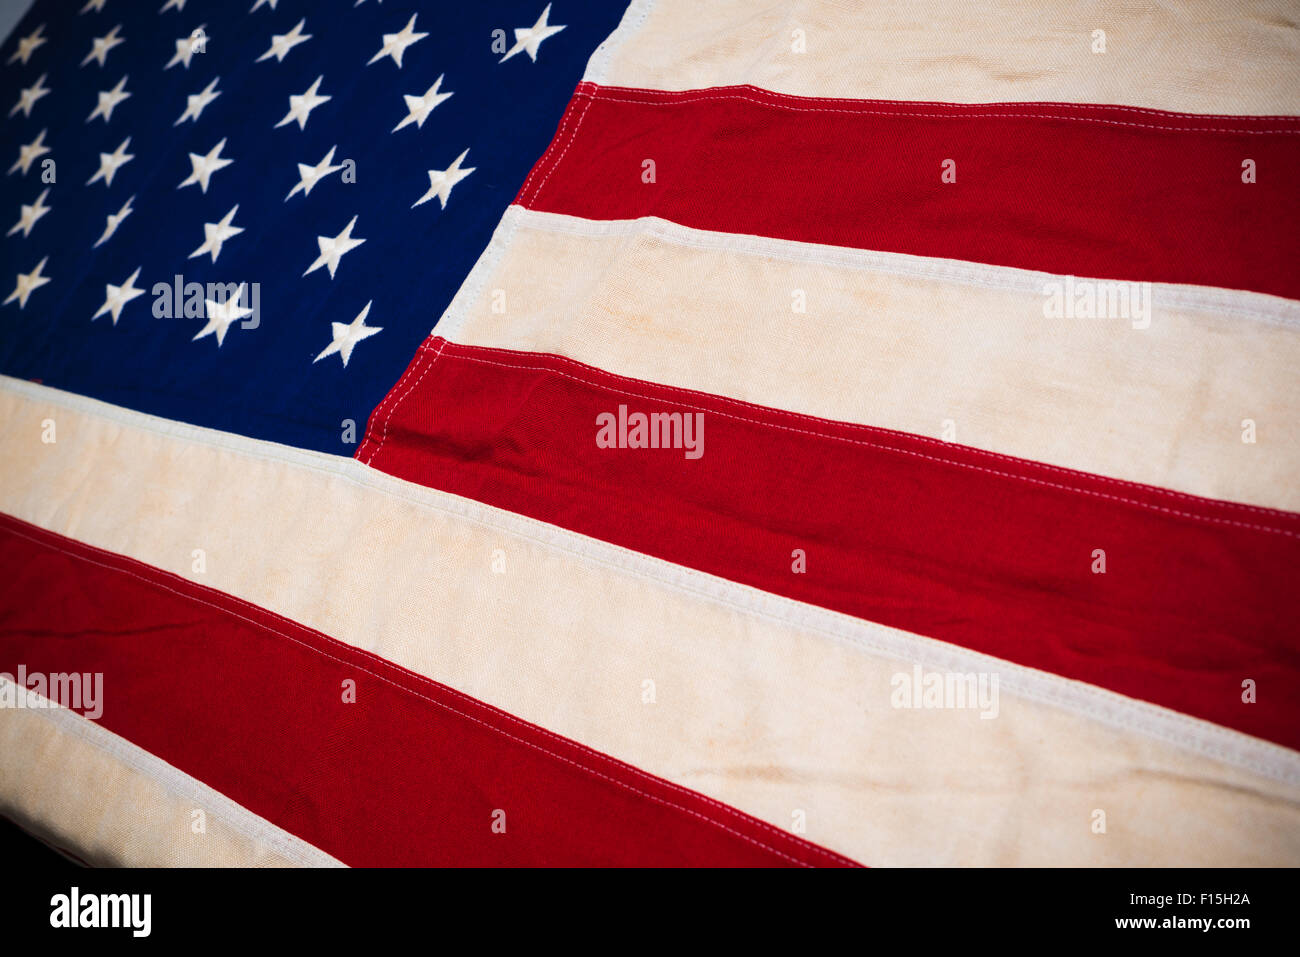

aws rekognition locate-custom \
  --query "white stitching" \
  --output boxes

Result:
[1,519,850,868]
[528,91,596,206]
[580,84,1300,135]
[434,343,1300,539]
[599,83,1300,121]
[361,340,444,466]
[518,92,583,208]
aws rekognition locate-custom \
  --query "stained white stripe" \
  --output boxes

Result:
[456,207,1300,327]
[580,0,1300,115]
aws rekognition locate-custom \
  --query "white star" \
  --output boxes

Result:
[4,257,50,309]
[80,0,108,13]
[304,215,366,279]
[275,75,330,130]
[7,188,51,238]
[188,204,243,262]
[412,148,474,209]
[367,14,427,69]
[82,24,124,68]
[164,24,205,70]
[10,74,51,118]
[177,137,233,193]
[193,282,253,347]
[7,23,46,65]
[285,144,343,200]
[500,4,565,63]
[86,137,134,187]
[314,301,381,367]
[160,0,186,12]
[250,0,279,11]
[392,74,452,132]
[87,74,131,123]
[257,17,310,62]
[92,267,145,325]
[174,75,220,125]
[93,194,134,247]
[9,129,50,176]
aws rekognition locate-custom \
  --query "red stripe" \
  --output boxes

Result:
[519,84,1300,300]
[360,338,1300,751]
[0,514,855,868]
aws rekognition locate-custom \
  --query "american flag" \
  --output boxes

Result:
[1,0,1297,868]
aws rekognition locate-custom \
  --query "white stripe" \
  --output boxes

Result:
[439,206,1300,336]
[576,0,1300,115]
